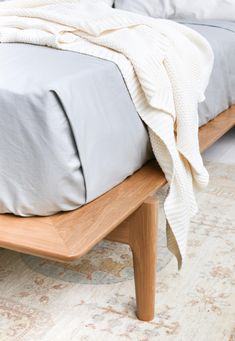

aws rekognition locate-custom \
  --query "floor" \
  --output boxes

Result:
[202,126,235,163]
[0,155,234,341]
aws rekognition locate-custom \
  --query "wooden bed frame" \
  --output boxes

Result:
[0,106,235,321]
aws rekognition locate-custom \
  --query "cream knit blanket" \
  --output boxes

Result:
[0,0,214,267]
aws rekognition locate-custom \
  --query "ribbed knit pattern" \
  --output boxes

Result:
[0,0,214,267]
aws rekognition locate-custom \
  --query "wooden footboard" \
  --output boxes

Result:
[0,160,165,261]
[0,105,234,261]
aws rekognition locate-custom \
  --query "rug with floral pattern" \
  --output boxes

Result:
[0,161,234,341]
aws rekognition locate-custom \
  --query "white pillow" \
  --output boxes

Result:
[0,0,114,3]
[115,0,235,20]
[98,0,114,6]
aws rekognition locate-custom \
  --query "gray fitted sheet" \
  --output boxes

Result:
[0,44,152,215]
[0,20,235,216]
[182,20,235,126]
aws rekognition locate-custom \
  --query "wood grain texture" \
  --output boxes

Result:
[0,105,234,261]
[199,105,235,152]
[203,126,235,163]
[106,197,158,321]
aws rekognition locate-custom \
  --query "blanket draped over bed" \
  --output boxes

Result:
[0,0,214,267]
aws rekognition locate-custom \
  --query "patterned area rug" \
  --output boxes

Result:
[0,161,234,341]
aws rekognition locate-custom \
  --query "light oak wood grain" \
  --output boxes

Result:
[199,105,235,152]
[203,126,235,163]
[106,197,158,321]
[0,160,165,261]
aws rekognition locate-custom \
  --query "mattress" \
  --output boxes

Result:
[182,20,235,126]
[0,44,152,215]
[0,20,235,216]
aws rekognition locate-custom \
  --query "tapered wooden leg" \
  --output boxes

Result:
[106,196,158,321]
[130,197,157,321]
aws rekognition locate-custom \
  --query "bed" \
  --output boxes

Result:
[1,19,235,216]
[0,18,235,321]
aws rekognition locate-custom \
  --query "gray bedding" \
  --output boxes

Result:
[0,44,152,215]
[0,20,235,216]
[182,20,235,126]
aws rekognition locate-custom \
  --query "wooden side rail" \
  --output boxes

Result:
[0,161,165,262]
[199,105,235,152]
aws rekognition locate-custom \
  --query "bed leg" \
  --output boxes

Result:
[130,197,157,321]
[105,196,158,321]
